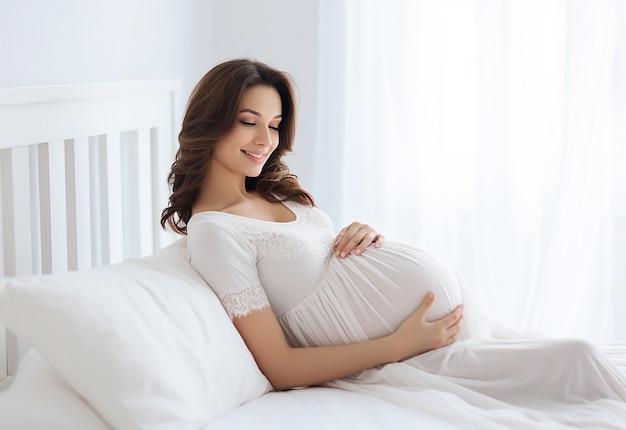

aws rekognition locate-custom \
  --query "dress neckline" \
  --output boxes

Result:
[190,200,299,225]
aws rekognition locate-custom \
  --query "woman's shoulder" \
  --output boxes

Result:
[187,212,239,238]
[188,209,238,227]
[186,213,257,260]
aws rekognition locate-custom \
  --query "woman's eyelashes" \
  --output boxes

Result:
[239,120,280,131]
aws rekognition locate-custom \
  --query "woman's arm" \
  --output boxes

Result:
[234,292,464,391]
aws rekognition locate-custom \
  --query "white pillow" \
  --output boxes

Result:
[0,349,111,430]
[0,238,271,430]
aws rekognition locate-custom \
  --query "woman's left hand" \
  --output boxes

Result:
[334,222,385,258]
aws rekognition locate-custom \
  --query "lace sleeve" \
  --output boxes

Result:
[220,284,270,320]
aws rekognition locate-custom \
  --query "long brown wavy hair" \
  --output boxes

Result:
[160,59,315,235]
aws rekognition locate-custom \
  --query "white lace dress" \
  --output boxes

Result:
[187,201,626,429]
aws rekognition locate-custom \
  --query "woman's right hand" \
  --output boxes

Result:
[391,292,464,361]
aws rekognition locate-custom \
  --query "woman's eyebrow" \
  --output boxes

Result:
[239,108,282,119]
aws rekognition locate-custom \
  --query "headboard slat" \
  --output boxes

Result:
[49,140,69,273]
[5,147,35,276]
[28,145,42,275]
[73,137,93,271]
[103,132,124,265]
[37,143,52,274]
[65,139,78,271]
[136,128,155,257]
[0,149,13,277]
[89,135,105,267]
[121,130,140,259]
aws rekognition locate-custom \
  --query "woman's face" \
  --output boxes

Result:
[211,85,282,179]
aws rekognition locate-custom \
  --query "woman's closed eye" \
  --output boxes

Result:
[240,120,280,131]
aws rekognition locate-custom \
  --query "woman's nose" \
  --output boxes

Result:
[254,128,273,146]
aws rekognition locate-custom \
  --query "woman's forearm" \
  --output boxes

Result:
[267,335,403,391]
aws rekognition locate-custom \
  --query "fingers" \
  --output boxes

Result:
[439,304,464,328]
[373,234,385,248]
[446,309,464,339]
[423,302,463,348]
[440,306,464,345]
[334,222,384,258]
[334,223,366,256]
[415,292,436,318]
[396,295,464,358]
[445,321,463,345]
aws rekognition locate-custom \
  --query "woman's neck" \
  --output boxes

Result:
[193,168,252,214]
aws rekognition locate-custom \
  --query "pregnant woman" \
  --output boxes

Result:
[161,59,626,429]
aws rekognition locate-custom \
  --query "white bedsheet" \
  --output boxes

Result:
[208,387,457,430]
[0,349,456,430]
[3,346,626,429]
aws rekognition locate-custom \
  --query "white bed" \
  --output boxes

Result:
[0,80,458,430]
[0,81,625,430]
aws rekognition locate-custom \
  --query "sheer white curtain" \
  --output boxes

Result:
[313,0,626,341]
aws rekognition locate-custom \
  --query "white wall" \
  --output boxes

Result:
[0,1,189,118]
[0,0,319,189]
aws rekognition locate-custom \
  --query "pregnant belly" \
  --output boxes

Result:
[279,242,466,348]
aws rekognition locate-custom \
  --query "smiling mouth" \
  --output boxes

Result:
[242,150,264,160]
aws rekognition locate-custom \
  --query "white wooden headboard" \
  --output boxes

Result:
[0,80,179,384]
